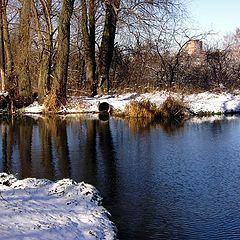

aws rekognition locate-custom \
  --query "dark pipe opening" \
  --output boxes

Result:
[98,102,110,112]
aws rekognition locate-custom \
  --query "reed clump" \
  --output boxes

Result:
[124,97,189,121]
[125,99,158,119]
[43,92,62,113]
[159,96,189,120]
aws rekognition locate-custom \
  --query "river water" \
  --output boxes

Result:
[0,115,240,239]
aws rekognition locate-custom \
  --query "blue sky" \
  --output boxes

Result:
[188,0,240,38]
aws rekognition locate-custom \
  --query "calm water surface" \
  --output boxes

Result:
[0,115,240,240]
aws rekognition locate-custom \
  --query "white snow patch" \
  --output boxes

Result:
[0,173,116,240]
[185,92,240,113]
[24,101,45,114]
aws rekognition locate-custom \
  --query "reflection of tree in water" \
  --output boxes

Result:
[0,115,116,185]
[82,118,117,202]
[159,119,185,135]
[126,118,152,134]
[83,119,97,183]
[97,120,117,201]
[211,119,222,136]
[1,118,14,173]
[43,117,70,179]
[0,116,35,177]
[16,116,35,178]
[38,117,54,179]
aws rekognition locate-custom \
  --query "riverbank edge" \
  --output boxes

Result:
[18,90,240,117]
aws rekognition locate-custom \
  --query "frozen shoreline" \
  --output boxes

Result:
[0,173,116,240]
[23,90,240,115]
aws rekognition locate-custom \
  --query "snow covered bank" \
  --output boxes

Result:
[0,173,116,240]
[23,90,240,115]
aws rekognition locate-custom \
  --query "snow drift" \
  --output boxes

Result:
[0,173,116,240]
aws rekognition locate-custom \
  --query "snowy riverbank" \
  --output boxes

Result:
[23,90,240,115]
[0,173,116,240]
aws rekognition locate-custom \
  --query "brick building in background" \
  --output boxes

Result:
[184,39,206,65]
[185,40,203,55]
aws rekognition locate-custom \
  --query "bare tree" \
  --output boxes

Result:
[52,0,75,104]
[37,0,54,103]
[98,0,120,93]
[81,0,97,96]
[16,0,32,97]
[0,0,5,91]
[0,0,14,92]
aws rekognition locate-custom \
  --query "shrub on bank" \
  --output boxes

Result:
[125,99,158,119]
[43,92,65,113]
[159,96,189,120]
[124,97,189,121]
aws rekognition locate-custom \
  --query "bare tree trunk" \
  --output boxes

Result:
[16,0,32,97]
[38,0,53,103]
[52,0,74,104]
[2,0,13,90]
[0,0,5,91]
[98,0,120,93]
[81,0,97,96]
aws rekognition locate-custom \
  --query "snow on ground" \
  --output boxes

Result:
[24,101,45,113]
[185,91,240,114]
[22,90,240,115]
[0,173,116,240]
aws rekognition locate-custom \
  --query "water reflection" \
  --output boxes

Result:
[17,116,34,178]
[125,117,185,136]
[0,115,224,180]
[0,116,72,179]
[1,120,12,173]
[0,115,240,239]
[38,117,54,179]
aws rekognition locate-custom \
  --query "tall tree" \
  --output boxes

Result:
[37,0,53,103]
[80,0,120,96]
[52,0,75,104]
[98,0,120,92]
[81,0,97,96]
[0,0,5,91]
[1,0,13,91]
[16,0,32,97]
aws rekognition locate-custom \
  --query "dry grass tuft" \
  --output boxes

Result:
[43,92,61,113]
[159,96,189,120]
[125,99,158,119]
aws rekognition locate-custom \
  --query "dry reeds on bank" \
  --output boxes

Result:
[159,96,189,120]
[124,97,189,121]
[43,92,63,113]
[125,99,158,119]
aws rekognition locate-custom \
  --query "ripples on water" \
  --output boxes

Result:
[0,115,240,240]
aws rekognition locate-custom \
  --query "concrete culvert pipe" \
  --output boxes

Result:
[98,102,111,113]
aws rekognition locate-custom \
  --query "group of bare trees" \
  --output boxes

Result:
[0,0,186,107]
[0,0,75,105]
[110,30,240,92]
[2,0,238,108]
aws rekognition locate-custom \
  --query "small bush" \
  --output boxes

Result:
[43,92,61,113]
[159,96,189,120]
[125,99,158,119]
